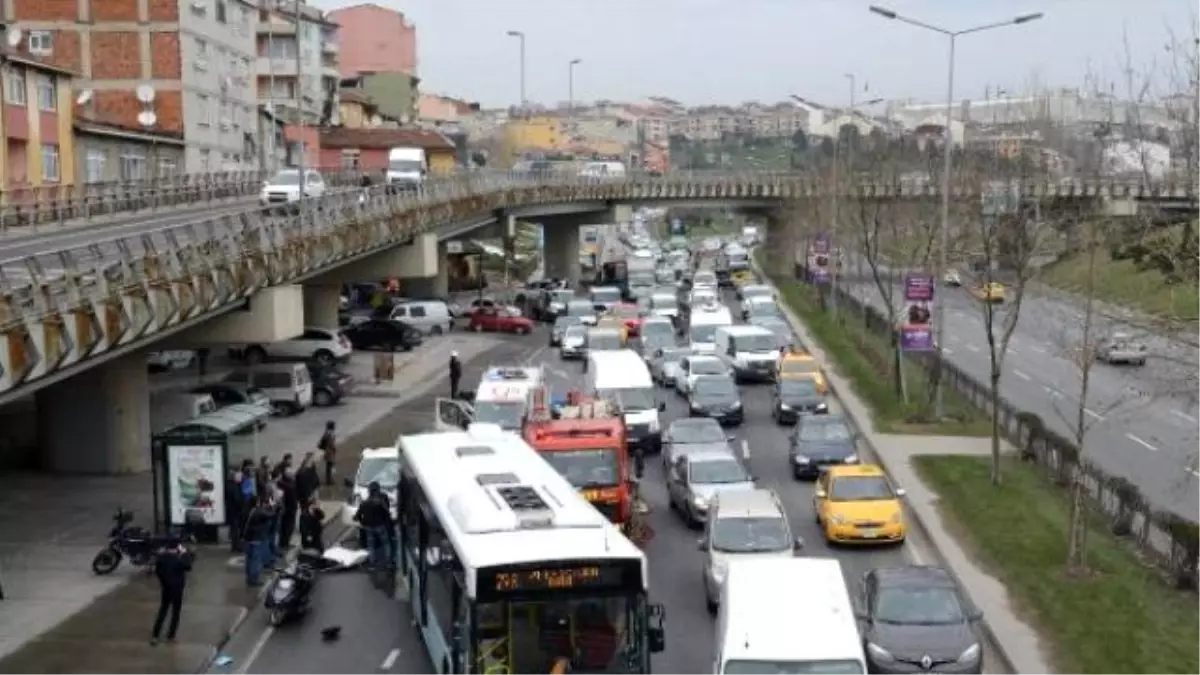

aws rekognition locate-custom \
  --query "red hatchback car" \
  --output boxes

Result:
[468,306,535,334]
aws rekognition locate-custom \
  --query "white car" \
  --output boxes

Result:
[231,326,353,366]
[943,270,963,286]
[147,350,196,373]
[259,168,327,209]
[342,447,400,527]
[675,355,732,396]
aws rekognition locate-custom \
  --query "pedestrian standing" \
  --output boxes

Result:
[354,482,393,569]
[299,498,326,553]
[278,469,299,553]
[272,453,293,480]
[150,536,193,645]
[265,486,282,565]
[255,456,271,496]
[296,452,321,506]
[242,498,270,587]
[449,350,463,399]
[318,421,338,485]
[225,468,245,553]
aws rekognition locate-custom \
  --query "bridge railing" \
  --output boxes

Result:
[0,170,1194,402]
[0,169,364,233]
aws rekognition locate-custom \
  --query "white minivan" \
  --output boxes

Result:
[388,300,453,335]
[586,349,666,454]
[715,557,866,674]
[689,304,734,354]
[386,146,427,185]
[716,325,782,383]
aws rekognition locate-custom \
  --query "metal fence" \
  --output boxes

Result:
[790,261,1199,589]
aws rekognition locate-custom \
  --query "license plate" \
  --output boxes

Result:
[860,528,881,538]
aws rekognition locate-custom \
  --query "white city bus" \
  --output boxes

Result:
[397,423,666,674]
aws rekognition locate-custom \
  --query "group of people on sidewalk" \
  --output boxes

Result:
[224,429,336,587]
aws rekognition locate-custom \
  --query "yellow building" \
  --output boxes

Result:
[0,50,76,199]
[504,116,563,152]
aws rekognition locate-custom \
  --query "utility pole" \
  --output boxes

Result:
[568,58,581,128]
[506,30,526,111]
[293,0,306,214]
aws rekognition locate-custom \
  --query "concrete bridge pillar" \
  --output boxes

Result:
[303,284,341,329]
[36,353,151,474]
[543,219,581,287]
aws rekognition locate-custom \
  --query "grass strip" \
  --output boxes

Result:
[914,455,1199,675]
[759,250,989,436]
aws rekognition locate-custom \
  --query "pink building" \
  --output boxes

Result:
[328,3,417,78]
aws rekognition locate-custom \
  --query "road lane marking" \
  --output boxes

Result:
[381,648,402,671]
[1084,408,1104,421]
[1029,345,1047,354]
[1125,434,1157,451]
[238,626,275,674]
[966,344,980,353]
[1046,387,1062,398]
[942,348,954,355]
[1170,409,1198,424]
[1012,370,1032,381]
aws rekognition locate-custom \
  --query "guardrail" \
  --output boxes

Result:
[0,170,1195,406]
[0,170,363,233]
[789,261,1199,589]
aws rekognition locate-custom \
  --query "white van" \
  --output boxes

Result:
[386,146,427,185]
[689,305,734,354]
[579,161,627,178]
[715,557,866,674]
[586,349,665,453]
[223,363,313,415]
[434,366,543,433]
[388,300,453,335]
[716,325,782,383]
[150,392,218,433]
[341,446,400,527]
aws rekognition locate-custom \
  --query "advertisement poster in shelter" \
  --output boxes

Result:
[899,274,935,351]
[166,445,227,525]
[809,233,832,282]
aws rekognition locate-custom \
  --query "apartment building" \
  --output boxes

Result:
[9,0,260,173]
[256,0,339,122]
[327,3,416,77]
[0,47,75,190]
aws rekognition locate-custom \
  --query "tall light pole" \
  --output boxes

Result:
[568,58,581,119]
[839,73,882,310]
[869,5,1044,417]
[505,30,526,110]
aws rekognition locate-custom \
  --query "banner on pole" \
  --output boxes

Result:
[899,274,935,351]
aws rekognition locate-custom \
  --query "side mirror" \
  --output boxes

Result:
[696,538,706,551]
[969,610,984,621]
[342,477,354,488]
[793,537,805,551]
[658,402,667,412]
[895,488,907,497]
[815,489,827,499]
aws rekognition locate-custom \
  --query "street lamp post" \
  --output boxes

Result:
[568,58,581,129]
[505,30,526,109]
[868,5,1044,417]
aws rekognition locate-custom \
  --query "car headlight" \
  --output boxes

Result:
[779,403,793,411]
[691,495,708,511]
[866,643,893,661]
[710,560,728,584]
[957,644,981,664]
[889,512,902,524]
[730,400,742,409]
[844,454,859,464]
[647,418,660,433]
[793,454,810,464]
[814,402,828,412]
[829,514,846,525]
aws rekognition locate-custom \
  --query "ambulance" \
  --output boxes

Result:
[433,366,543,433]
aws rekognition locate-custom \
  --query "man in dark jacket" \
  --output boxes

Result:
[296,452,321,506]
[299,497,326,553]
[449,351,463,399]
[242,498,271,587]
[225,468,245,553]
[354,482,393,568]
[318,422,338,486]
[277,469,300,552]
[151,537,193,645]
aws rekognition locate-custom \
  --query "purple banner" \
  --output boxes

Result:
[900,323,935,351]
[904,274,935,302]
[812,266,831,283]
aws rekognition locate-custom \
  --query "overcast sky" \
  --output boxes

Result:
[313,0,1196,108]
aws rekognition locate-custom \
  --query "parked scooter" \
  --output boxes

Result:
[92,509,167,575]
[264,559,318,626]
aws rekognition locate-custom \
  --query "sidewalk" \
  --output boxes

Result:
[762,268,1055,674]
[0,332,506,669]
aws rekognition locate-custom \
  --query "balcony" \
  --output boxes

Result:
[257,20,296,35]
[321,40,338,54]
[257,56,299,76]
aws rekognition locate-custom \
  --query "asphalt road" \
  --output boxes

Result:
[841,267,1200,520]
[230,295,1005,674]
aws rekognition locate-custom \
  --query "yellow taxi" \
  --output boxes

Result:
[814,464,907,545]
[596,316,630,344]
[777,351,827,393]
[731,269,756,287]
[972,282,1006,303]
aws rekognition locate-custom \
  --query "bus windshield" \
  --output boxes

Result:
[476,596,642,674]
[539,448,621,488]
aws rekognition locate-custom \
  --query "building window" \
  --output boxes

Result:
[340,150,360,170]
[85,149,107,183]
[120,150,147,180]
[4,69,26,105]
[195,38,208,70]
[41,144,61,182]
[36,76,56,111]
[199,149,211,170]
[197,94,211,125]
[158,158,177,177]
[27,31,53,56]
[215,0,227,23]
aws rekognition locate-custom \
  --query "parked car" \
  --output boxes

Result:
[342,319,422,352]
[188,383,271,429]
[147,350,195,374]
[229,327,352,367]
[385,300,454,335]
[305,362,354,406]
[223,363,313,416]
[467,306,534,334]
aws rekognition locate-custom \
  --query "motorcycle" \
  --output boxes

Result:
[92,509,167,575]
[265,558,319,626]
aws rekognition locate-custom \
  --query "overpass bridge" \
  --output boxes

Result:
[0,169,1193,473]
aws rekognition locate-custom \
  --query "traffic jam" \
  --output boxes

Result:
[346,214,988,674]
